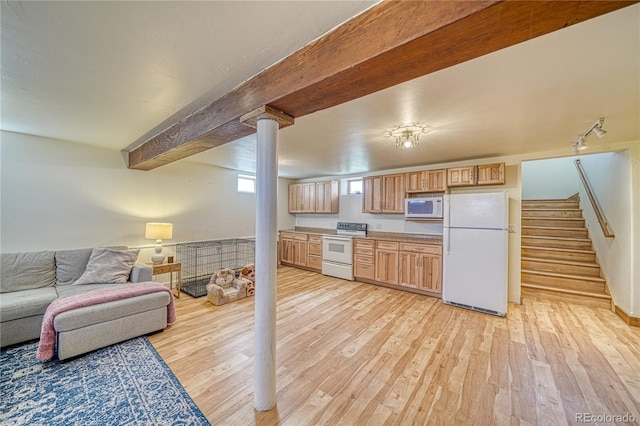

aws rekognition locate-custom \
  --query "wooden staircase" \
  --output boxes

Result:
[521,195,612,309]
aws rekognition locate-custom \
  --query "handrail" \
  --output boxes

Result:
[574,159,615,238]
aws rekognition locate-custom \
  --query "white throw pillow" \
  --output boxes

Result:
[73,248,140,285]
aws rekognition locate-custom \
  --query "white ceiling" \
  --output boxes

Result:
[2,2,639,179]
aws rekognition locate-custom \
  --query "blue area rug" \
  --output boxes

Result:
[0,337,210,426]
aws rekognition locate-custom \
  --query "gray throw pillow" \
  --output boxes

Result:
[55,246,128,286]
[73,248,140,285]
[55,248,93,286]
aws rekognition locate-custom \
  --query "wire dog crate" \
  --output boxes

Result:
[176,238,255,298]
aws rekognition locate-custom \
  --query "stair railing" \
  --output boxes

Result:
[574,159,615,238]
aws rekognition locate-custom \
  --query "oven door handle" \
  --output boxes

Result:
[323,236,353,241]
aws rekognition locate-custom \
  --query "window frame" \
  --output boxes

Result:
[347,178,363,195]
[237,173,257,193]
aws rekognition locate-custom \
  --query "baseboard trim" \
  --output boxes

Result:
[615,305,640,327]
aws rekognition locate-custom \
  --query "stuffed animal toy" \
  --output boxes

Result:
[240,264,255,296]
[206,268,247,306]
[210,268,235,287]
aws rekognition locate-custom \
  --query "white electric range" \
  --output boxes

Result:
[321,222,367,280]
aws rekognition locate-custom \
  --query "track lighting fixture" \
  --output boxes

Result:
[592,126,607,138]
[572,118,607,153]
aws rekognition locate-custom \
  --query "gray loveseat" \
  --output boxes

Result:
[1,246,172,360]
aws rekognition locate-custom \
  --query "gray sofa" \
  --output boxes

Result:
[1,246,172,360]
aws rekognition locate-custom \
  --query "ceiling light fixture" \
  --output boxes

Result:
[572,117,607,153]
[386,124,428,150]
[574,135,587,151]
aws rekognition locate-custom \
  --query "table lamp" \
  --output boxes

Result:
[145,222,173,264]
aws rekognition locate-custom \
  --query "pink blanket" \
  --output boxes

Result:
[37,282,176,361]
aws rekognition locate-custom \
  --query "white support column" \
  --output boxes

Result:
[254,117,278,411]
[240,105,294,412]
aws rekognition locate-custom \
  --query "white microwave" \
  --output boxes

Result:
[405,196,444,219]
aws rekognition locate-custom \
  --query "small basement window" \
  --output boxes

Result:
[347,178,363,194]
[238,174,256,193]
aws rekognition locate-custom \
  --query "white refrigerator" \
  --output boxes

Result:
[442,191,509,317]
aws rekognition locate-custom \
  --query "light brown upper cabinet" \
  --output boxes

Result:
[362,175,383,213]
[476,163,505,185]
[447,163,505,187]
[288,184,303,213]
[315,180,339,214]
[363,174,405,213]
[405,169,447,193]
[288,180,339,214]
[383,174,405,213]
[447,166,476,187]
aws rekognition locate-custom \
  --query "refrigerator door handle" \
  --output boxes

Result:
[444,227,450,255]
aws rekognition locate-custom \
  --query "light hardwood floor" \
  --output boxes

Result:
[149,266,640,425]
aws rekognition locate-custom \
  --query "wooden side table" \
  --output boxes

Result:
[149,262,182,298]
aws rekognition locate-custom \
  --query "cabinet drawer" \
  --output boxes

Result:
[355,262,375,280]
[152,263,181,275]
[307,255,322,270]
[308,235,322,244]
[399,243,442,255]
[355,247,374,256]
[354,239,374,249]
[376,241,399,250]
[354,253,374,264]
[292,233,308,241]
[308,242,322,256]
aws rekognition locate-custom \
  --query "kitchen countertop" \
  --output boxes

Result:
[280,227,443,245]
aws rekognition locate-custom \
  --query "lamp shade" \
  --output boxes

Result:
[145,223,173,240]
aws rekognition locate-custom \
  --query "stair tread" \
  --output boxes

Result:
[522,225,587,231]
[521,256,600,268]
[521,245,595,254]
[521,283,611,299]
[523,216,584,220]
[521,269,605,282]
[523,197,578,200]
[522,235,590,242]
[523,199,578,202]
[522,208,581,211]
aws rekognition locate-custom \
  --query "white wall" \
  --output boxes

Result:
[0,131,295,254]
[577,151,633,314]
[521,156,581,199]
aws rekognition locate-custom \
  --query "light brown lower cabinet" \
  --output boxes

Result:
[280,236,295,265]
[354,239,375,280]
[280,232,308,267]
[398,243,442,294]
[420,254,442,293]
[307,235,322,271]
[286,234,442,296]
[399,251,421,289]
[374,241,399,285]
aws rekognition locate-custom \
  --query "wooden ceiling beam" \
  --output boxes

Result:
[128,0,636,170]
